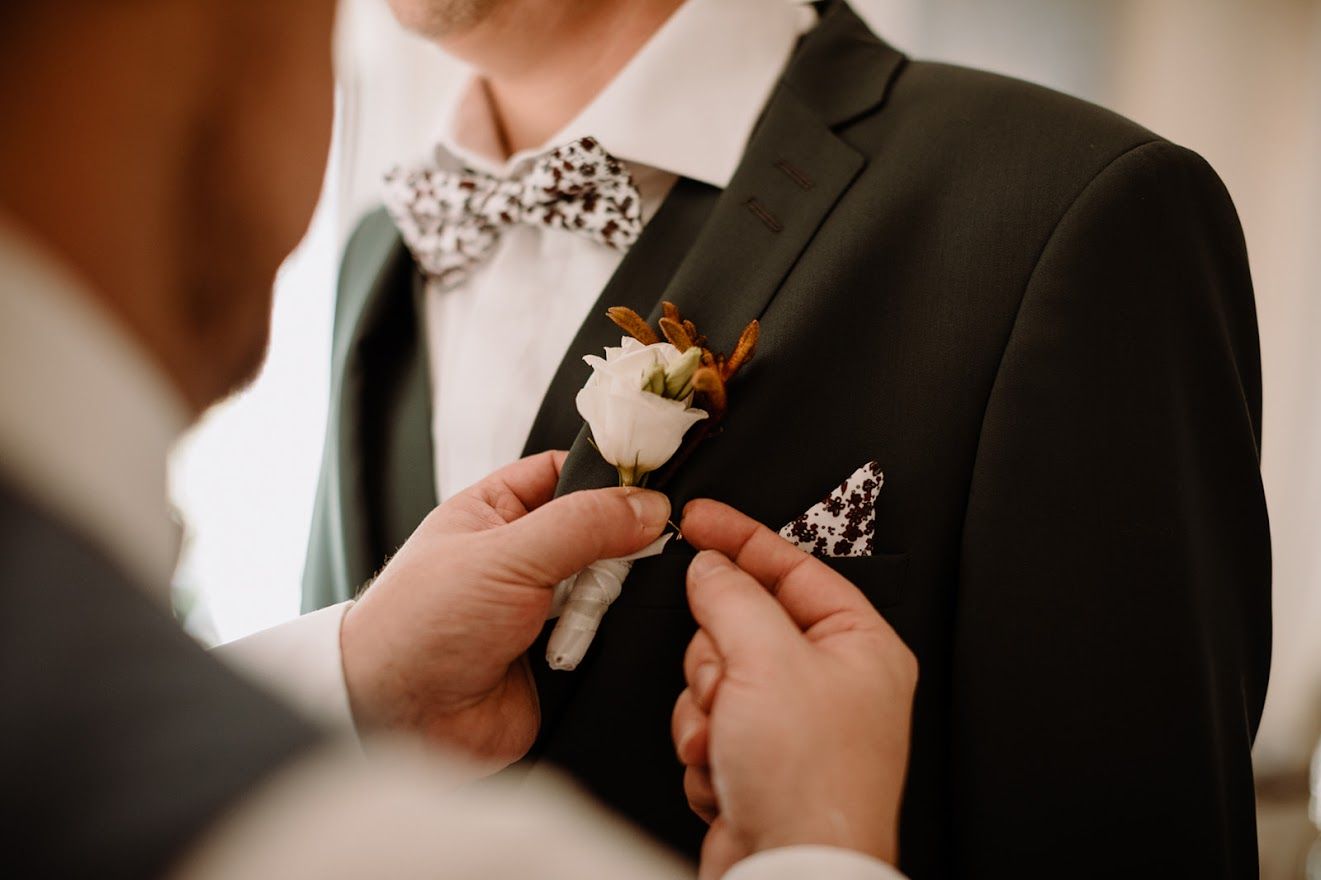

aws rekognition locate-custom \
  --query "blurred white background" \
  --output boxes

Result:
[170,0,1321,871]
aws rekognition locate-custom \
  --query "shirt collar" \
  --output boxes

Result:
[0,217,188,602]
[439,0,817,188]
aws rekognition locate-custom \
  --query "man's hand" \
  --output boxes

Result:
[340,450,669,770]
[671,500,918,879]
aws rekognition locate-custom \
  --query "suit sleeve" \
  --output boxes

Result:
[0,500,324,880]
[951,141,1270,877]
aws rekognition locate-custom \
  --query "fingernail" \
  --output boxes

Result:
[693,662,721,705]
[689,550,730,580]
[678,500,699,532]
[627,490,671,529]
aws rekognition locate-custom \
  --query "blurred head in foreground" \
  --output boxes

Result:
[0,0,338,412]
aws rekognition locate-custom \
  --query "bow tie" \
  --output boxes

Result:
[384,136,644,291]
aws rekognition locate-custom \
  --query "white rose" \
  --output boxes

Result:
[575,337,708,485]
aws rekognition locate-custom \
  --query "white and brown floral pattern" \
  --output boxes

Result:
[779,461,885,558]
[384,136,643,291]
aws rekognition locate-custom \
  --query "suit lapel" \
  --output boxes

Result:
[327,215,438,591]
[655,86,866,357]
[371,271,439,556]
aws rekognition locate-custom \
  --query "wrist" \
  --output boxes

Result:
[339,598,395,733]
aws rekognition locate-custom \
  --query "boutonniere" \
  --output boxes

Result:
[547,303,759,670]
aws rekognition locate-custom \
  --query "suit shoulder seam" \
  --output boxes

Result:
[1016,138,1170,310]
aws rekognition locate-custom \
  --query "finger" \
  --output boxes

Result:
[672,688,710,766]
[686,550,801,664]
[490,487,670,585]
[684,764,718,825]
[699,818,750,880]
[683,499,881,633]
[683,629,723,712]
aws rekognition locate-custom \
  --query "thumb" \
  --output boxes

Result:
[686,550,801,664]
[490,487,671,585]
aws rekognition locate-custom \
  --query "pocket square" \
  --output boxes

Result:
[779,462,884,558]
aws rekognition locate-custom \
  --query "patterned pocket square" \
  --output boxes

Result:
[779,462,885,558]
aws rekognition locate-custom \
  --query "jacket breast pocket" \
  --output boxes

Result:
[612,550,909,613]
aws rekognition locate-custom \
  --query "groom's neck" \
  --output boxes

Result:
[437,0,684,155]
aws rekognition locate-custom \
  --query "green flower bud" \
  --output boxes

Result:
[663,347,702,399]
[642,362,667,396]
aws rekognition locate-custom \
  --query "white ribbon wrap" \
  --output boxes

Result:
[546,533,672,670]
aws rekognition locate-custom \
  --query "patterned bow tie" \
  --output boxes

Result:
[384,136,643,291]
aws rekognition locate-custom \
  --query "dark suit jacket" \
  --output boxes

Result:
[303,2,1271,876]
[0,483,322,878]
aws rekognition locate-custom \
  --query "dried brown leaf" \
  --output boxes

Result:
[683,320,708,349]
[659,317,694,352]
[692,366,728,418]
[607,307,659,345]
[723,320,760,379]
